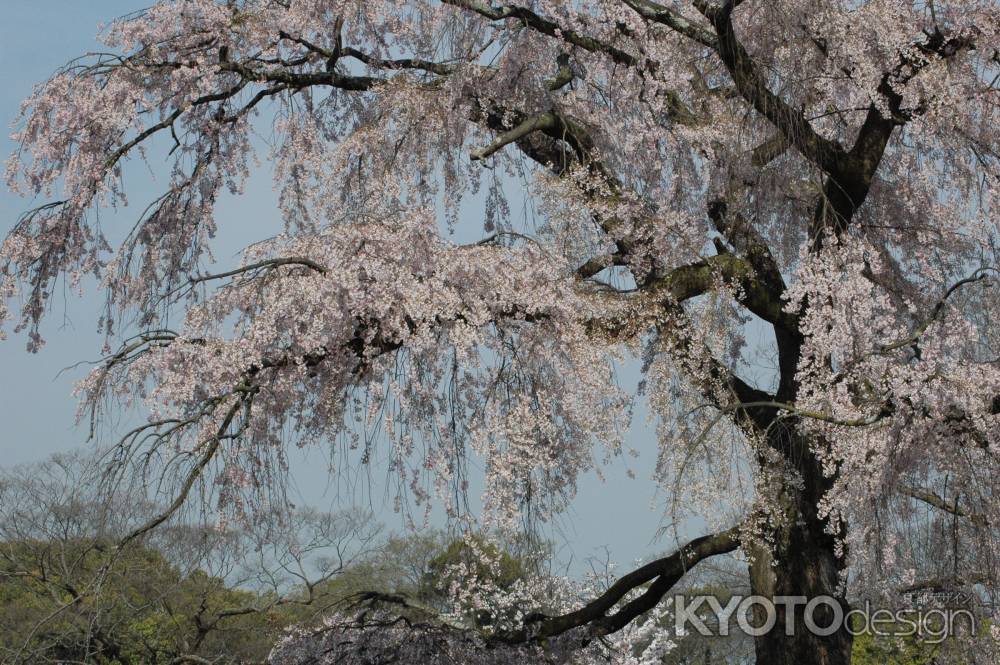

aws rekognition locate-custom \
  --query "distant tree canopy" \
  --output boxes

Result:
[0,454,556,665]
[0,537,282,665]
[0,454,378,665]
[1,535,949,665]
[0,453,958,665]
[0,524,549,664]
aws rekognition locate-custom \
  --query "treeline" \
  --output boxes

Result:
[0,453,536,665]
[1,453,946,665]
[0,529,530,664]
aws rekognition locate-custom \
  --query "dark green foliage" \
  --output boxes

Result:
[0,537,287,664]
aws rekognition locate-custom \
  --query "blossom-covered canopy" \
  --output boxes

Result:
[3,1,1000,663]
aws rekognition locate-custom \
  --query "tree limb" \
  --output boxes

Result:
[900,484,989,527]
[443,0,639,67]
[497,525,742,643]
[621,0,718,48]
[699,2,848,174]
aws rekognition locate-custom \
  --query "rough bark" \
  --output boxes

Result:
[748,427,853,665]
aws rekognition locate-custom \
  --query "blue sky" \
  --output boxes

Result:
[0,1,702,572]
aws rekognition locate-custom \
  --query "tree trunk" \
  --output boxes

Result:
[748,429,853,665]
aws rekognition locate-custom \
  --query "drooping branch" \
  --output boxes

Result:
[730,400,890,429]
[115,396,241,550]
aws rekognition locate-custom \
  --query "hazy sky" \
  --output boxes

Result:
[0,1,707,572]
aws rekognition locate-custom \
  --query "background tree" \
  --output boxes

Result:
[0,453,382,664]
[3,1,1000,664]
[1,452,575,665]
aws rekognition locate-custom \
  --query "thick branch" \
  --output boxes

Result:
[659,306,776,433]
[701,3,847,174]
[189,256,328,284]
[621,0,718,48]
[648,253,795,331]
[471,112,559,161]
[340,47,457,76]
[901,484,989,527]
[219,60,382,91]
[443,0,639,67]
[498,525,741,643]
[708,134,802,398]
[811,29,976,244]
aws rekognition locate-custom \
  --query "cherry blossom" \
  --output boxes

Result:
[4,1,1000,663]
